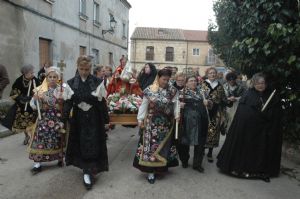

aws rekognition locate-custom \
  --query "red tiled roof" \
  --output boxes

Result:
[131,27,208,42]
[183,30,208,41]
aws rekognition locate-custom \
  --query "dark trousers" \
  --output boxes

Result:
[177,144,205,168]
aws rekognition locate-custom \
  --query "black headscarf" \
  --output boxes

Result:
[137,63,157,91]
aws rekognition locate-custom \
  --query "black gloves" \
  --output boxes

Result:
[16,95,31,104]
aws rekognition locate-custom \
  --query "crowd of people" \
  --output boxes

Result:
[0,56,283,189]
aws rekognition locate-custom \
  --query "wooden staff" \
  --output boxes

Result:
[32,79,41,120]
[261,89,276,112]
[175,95,180,139]
[24,80,32,111]
[58,60,66,167]
[201,89,211,123]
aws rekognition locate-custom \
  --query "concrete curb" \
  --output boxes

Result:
[282,141,300,165]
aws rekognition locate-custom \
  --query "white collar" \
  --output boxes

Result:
[206,79,218,89]
[81,77,87,82]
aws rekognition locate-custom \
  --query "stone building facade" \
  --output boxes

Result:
[0,0,131,97]
[130,27,223,75]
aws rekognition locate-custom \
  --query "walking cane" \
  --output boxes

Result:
[24,80,32,111]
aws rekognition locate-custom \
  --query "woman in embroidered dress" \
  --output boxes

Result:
[133,68,179,184]
[177,76,209,172]
[201,67,228,163]
[2,65,39,145]
[217,73,282,182]
[28,66,70,174]
[223,72,246,133]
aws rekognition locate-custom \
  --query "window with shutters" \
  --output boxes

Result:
[39,38,52,68]
[193,48,200,56]
[207,49,216,65]
[93,2,100,26]
[80,46,86,56]
[92,49,99,65]
[79,0,88,20]
[122,23,127,39]
[165,47,174,61]
[109,52,113,66]
[145,46,154,61]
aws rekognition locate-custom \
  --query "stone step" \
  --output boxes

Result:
[0,123,13,138]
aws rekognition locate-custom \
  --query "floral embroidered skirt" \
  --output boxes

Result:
[133,114,178,173]
[28,109,65,162]
[12,106,37,133]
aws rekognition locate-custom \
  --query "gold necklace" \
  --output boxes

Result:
[22,76,30,88]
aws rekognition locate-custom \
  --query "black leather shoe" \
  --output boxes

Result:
[182,162,188,168]
[193,166,204,173]
[23,135,30,145]
[31,166,42,174]
[207,155,214,163]
[57,161,64,167]
[147,178,155,184]
[147,175,156,184]
[261,174,271,183]
[83,175,93,190]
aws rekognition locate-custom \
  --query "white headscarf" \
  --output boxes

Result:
[46,66,61,79]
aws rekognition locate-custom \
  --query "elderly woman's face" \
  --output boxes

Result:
[47,71,59,87]
[186,77,197,90]
[176,76,185,87]
[24,70,34,80]
[78,63,91,79]
[207,69,217,81]
[144,64,151,74]
[158,75,170,89]
[254,78,266,92]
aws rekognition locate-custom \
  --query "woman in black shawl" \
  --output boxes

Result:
[137,63,157,91]
[177,75,209,172]
[217,73,282,182]
[63,56,109,190]
[2,64,39,145]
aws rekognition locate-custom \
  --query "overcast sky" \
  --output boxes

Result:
[127,0,215,38]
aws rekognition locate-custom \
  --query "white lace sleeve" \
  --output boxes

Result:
[62,83,74,100]
[29,98,37,110]
[91,81,107,101]
[137,97,149,123]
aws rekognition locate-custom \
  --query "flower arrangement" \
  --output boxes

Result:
[107,93,142,114]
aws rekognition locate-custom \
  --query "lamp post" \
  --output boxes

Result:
[102,15,117,35]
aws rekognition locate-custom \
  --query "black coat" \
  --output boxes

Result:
[64,74,109,173]
[179,87,208,146]
[217,88,282,177]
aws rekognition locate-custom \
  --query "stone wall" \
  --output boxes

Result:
[0,0,130,98]
[130,38,221,76]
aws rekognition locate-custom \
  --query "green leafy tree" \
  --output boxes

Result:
[208,0,300,143]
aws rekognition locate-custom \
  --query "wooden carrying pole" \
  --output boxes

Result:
[32,80,41,120]
[58,60,66,167]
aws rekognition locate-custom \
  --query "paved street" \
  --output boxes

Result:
[0,126,299,199]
